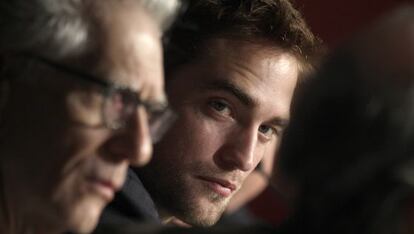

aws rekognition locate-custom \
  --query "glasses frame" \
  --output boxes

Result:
[24,54,174,139]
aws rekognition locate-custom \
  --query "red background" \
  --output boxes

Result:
[298,0,412,48]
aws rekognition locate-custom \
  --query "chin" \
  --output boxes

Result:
[181,196,228,227]
[64,195,106,233]
[182,212,222,227]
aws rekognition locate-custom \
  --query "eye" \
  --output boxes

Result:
[115,89,136,115]
[208,99,231,116]
[258,125,279,139]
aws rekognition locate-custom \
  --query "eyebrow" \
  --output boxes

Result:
[200,80,289,128]
[199,79,291,127]
[270,117,290,128]
[200,80,255,107]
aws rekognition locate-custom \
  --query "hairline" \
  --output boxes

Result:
[166,33,304,82]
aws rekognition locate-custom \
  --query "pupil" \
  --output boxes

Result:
[259,125,269,133]
[212,101,226,111]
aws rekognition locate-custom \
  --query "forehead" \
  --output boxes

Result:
[202,38,298,84]
[169,38,299,119]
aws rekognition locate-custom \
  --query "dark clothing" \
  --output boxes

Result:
[216,207,266,226]
[94,223,276,234]
[99,168,160,226]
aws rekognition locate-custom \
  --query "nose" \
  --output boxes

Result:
[105,106,153,166]
[215,126,259,172]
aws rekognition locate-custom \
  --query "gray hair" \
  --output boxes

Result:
[0,0,180,58]
[142,0,182,30]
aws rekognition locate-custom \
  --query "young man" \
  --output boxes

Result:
[102,0,320,227]
[0,0,179,233]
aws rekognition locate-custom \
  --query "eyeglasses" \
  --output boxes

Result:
[27,55,176,143]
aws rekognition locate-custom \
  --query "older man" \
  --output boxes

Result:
[0,0,179,233]
[102,0,321,227]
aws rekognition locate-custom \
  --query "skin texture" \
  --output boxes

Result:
[225,141,277,214]
[139,38,299,226]
[0,3,164,234]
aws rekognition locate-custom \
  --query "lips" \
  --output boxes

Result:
[197,176,237,197]
[86,176,121,201]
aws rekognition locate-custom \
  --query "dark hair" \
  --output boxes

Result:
[164,0,322,80]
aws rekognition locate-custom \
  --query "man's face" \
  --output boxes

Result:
[0,4,164,233]
[139,38,299,226]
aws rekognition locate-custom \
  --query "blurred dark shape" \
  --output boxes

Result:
[277,4,414,234]
[94,221,274,234]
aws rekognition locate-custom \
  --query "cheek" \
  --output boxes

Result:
[55,179,107,233]
[51,156,116,231]
[41,128,109,203]
[5,101,91,187]
[156,108,226,164]
[45,130,102,177]
[46,153,93,210]
[184,110,227,152]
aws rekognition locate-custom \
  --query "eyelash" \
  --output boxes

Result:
[207,98,281,140]
[207,99,232,117]
[258,125,280,139]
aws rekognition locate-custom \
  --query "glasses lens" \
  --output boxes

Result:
[103,88,177,142]
[103,89,135,129]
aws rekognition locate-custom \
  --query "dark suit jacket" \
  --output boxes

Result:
[99,168,160,226]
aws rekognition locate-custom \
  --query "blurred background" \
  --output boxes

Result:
[300,0,411,48]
